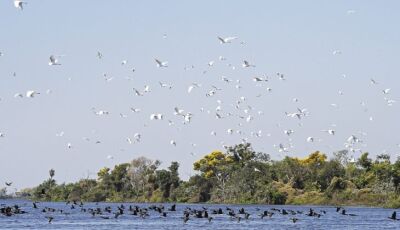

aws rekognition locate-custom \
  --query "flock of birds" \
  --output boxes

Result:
[1,1,399,190]
[1,201,399,225]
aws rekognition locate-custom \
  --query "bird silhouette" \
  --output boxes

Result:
[46,216,54,223]
[389,211,398,220]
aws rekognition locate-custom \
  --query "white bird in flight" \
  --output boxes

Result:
[284,129,294,136]
[159,82,173,89]
[133,133,141,142]
[384,97,396,106]
[56,131,64,137]
[370,78,378,85]
[14,0,27,10]
[278,143,288,153]
[174,107,185,116]
[253,76,267,82]
[155,59,168,67]
[242,60,255,68]
[49,55,62,66]
[277,73,285,81]
[187,83,201,93]
[14,93,23,98]
[130,108,141,113]
[322,129,335,135]
[97,51,103,59]
[285,112,302,120]
[221,76,232,83]
[126,138,133,144]
[183,113,193,124]
[26,90,39,98]
[219,56,227,61]
[94,109,109,116]
[150,113,164,120]
[347,135,361,144]
[143,85,151,93]
[133,88,144,96]
[217,36,238,44]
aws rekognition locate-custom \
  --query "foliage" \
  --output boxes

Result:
[27,143,400,208]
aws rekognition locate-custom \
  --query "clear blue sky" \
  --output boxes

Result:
[1,0,399,190]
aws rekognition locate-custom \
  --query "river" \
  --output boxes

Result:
[0,200,399,229]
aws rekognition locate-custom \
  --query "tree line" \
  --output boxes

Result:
[13,143,400,207]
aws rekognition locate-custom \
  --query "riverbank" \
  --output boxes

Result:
[17,188,400,209]
[16,144,400,209]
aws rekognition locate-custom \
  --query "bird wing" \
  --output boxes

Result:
[188,85,194,93]
[26,91,34,97]
[49,55,56,63]
[225,36,237,42]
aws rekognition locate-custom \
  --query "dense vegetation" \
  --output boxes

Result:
[10,143,400,208]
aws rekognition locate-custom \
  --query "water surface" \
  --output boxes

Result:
[0,200,398,229]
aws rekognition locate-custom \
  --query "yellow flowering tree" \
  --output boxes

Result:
[193,151,234,201]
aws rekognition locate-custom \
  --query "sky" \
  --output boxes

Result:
[1,0,400,190]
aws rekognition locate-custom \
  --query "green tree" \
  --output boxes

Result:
[128,157,160,199]
[392,159,400,192]
[110,163,130,192]
[358,152,372,171]
[194,150,234,201]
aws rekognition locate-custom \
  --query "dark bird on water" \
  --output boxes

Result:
[341,209,357,216]
[260,210,274,219]
[168,204,176,211]
[183,215,190,223]
[291,217,299,223]
[389,211,398,220]
[46,216,54,223]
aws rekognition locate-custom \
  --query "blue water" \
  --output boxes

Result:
[0,200,399,229]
